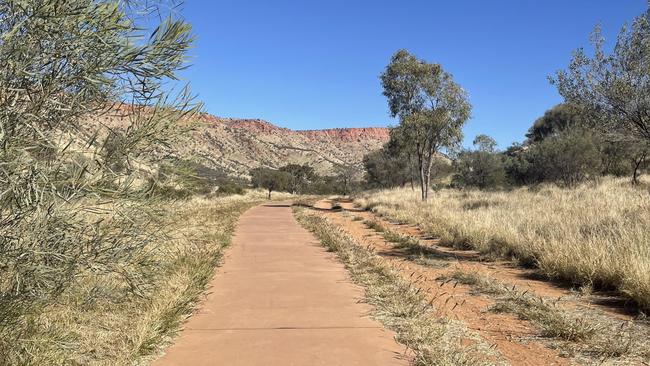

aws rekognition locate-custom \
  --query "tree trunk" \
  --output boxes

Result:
[632,151,647,185]
[268,189,272,200]
[418,165,427,201]
[408,157,416,191]
[416,149,427,201]
[422,153,435,201]
[422,168,431,201]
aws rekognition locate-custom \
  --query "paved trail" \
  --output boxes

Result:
[154,203,408,366]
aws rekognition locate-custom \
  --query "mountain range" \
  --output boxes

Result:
[183,113,390,177]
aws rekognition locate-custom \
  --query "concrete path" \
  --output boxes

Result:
[153,203,408,366]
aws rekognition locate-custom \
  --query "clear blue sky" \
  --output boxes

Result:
[178,1,646,148]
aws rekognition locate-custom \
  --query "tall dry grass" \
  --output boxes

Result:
[1,191,285,365]
[356,177,650,310]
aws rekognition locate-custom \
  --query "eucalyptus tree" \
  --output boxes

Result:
[363,141,412,189]
[381,50,471,200]
[250,167,291,199]
[279,163,316,194]
[453,134,506,189]
[524,103,587,143]
[0,0,199,359]
[552,6,650,163]
[473,134,498,153]
[334,163,362,196]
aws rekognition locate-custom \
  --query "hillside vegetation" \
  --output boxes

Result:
[134,114,387,178]
[357,177,650,310]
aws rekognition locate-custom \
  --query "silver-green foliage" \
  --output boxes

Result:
[552,5,650,147]
[380,50,471,200]
[0,0,199,362]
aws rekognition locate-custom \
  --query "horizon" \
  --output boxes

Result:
[180,1,646,148]
[200,113,390,132]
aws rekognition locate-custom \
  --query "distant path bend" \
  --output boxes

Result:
[154,202,408,366]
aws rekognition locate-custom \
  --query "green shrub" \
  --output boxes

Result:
[526,128,602,186]
[0,1,198,362]
[453,151,506,189]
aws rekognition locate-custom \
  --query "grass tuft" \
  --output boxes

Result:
[490,294,598,342]
[363,219,386,232]
[446,270,650,362]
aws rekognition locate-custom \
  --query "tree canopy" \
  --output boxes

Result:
[250,167,291,199]
[279,164,316,194]
[473,134,498,153]
[525,103,585,143]
[363,139,413,189]
[381,50,471,200]
[453,135,505,189]
[552,7,650,147]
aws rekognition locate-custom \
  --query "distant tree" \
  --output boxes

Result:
[472,134,498,153]
[632,148,649,184]
[521,103,648,184]
[453,135,506,189]
[551,7,650,157]
[381,50,471,200]
[307,175,340,195]
[363,150,391,188]
[502,143,536,185]
[388,126,420,190]
[526,128,602,187]
[279,164,316,194]
[598,140,649,182]
[334,163,362,196]
[617,144,650,184]
[525,103,585,143]
[250,168,291,199]
[363,138,412,189]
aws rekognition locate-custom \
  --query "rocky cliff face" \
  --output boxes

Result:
[297,127,390,142]
[185,113,390,177]
[81,108,389,178]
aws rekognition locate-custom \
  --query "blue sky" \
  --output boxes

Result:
[178,1,646,148]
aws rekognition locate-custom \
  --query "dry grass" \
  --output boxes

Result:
[445,271,599,342]
[366,223,450,268]
[444,270,650,363]
[363,218,386,232]
[3,191,286,365]
[382,230,422,249]
[295,208,503,366]
[356,177,650,311]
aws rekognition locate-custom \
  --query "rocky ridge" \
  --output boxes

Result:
[191,113,390,177]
